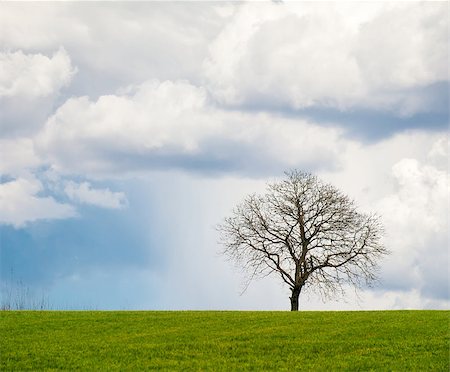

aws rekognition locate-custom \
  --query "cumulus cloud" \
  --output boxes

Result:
[377,154,449,302]
[64,181,128,209]
[204,2,448,116]
[0,2,232,93]
[0,48,76,137]
[0,176,76,227]
[0,48,76,98]
[0,138,42,176]
[317,133,449,306]
[36,79,347,178]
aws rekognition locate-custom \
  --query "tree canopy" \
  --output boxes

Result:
[218,170,389,310]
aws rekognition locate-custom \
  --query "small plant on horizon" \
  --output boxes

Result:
[1,277,50,311]
[217,170,389,311]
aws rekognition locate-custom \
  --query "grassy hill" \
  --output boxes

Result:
[1,310,448,370]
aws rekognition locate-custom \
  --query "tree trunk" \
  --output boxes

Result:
[290,286,302,311]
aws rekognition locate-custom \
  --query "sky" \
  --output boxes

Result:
[0,1,448,311]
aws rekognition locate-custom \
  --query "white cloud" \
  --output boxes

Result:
[0,138,42,176]
[0,4,86,51]
[305,288,449,311]
[377,154,449,301]
[64,181,128,209]
[354,3,447,89]
[204,2,447,115]
[0,3,232,90]
[428,136,449,168]
[319,133,449,304]
[0,48,76,98]
[0,176,76,227]
[319,132,448,207]
[35,79,348,178]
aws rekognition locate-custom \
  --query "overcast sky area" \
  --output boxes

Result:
[0,1,448,311]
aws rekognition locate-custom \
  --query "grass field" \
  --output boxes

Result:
[1,310,448,370]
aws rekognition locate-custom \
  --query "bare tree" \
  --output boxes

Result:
[218,170,389,311]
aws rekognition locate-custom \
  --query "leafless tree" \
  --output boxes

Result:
[218,170,389,311]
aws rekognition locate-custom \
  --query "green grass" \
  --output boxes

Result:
[1,310,448,371]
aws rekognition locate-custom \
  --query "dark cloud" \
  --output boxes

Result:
[229,82,449,142]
